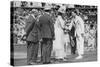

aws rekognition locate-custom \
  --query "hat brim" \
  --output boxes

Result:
[44,8,51,10]
[58,10,65,13]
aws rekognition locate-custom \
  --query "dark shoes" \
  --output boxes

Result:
[43,62,51,64]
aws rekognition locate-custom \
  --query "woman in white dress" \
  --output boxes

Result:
[53,12,66,61]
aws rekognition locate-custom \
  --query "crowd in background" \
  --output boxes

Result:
[11,2,97,52]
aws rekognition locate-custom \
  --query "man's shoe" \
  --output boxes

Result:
[63,58,68,61]
[75,55,83,59]
[43,62,51,64]
[28,62,37,65]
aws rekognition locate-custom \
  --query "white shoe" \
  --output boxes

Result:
[63,59,68,61]
[75,55,83,59]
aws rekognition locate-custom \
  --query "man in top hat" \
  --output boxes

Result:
[38,6,55,64]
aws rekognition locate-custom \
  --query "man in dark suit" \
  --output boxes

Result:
[69,19,76,55]
[38,8,55,64]
[70,24,76,54]
[25,9,41,65]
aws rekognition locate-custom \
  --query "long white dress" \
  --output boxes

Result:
[53,15,66,59]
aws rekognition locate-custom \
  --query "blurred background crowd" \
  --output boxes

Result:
[11,1,97,51]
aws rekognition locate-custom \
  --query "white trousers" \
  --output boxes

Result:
[76,36,84,55]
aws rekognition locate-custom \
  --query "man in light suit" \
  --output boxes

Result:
[38,8,55,64]
[72,10,84,59]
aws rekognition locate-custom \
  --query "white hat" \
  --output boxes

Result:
[44,3,52,10]
[32,9,38,12]
[31,9,38,13]
[58,6,66,13]
[44,7,51,10]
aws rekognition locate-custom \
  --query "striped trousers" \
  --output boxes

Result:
[27,41,39,64]
[41,38,53,63]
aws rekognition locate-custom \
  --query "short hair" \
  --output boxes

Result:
[72,9,80,15]
[72,10,77,14]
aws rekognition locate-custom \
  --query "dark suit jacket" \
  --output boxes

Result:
[69,24,75,38]
[38,13,54,39]
[25,15,41,42]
